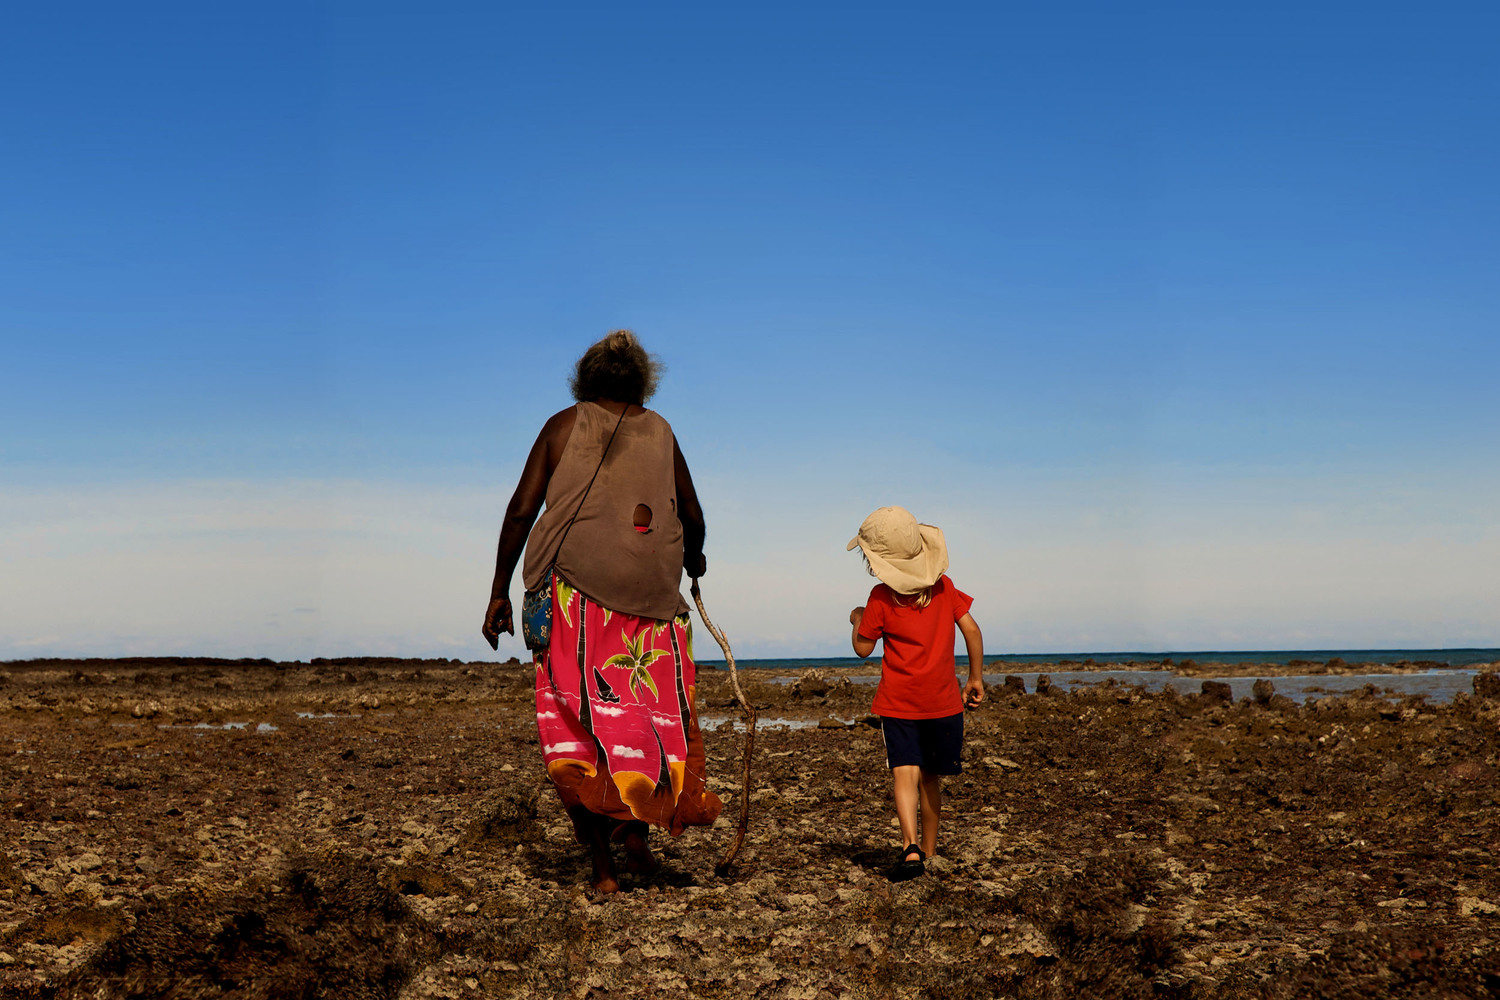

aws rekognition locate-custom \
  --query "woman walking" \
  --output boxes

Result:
[482,331,721,893]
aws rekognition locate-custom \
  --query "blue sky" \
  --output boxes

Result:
[2,2,1497,660]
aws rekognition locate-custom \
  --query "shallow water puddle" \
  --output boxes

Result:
[701,715,856,732]
[156,721,279,732]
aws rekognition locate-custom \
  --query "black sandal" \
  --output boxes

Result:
[889,844,926,882]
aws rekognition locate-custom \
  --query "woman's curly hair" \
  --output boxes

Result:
[569,330,663,406]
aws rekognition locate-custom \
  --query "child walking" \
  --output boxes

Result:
[847,506,985,880]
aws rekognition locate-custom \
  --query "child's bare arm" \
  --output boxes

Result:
[849,607,877,658]
[958,613,985,706]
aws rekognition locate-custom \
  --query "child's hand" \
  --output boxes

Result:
[849,606,865,626]
[963,678,985,709]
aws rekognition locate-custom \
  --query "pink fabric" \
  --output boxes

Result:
[535,573,721,835]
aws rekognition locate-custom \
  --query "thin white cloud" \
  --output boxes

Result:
[1,469,1495,661]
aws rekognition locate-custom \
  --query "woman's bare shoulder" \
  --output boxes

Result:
[541,404,579,437]
[531,405,580,468]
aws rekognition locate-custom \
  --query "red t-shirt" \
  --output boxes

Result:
[858,575,973,719]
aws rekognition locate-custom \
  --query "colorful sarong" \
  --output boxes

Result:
[535,573,722,835]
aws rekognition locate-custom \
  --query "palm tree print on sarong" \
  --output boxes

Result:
[602,628,667,700]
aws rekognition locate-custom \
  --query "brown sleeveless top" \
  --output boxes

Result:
[522,402,689,621]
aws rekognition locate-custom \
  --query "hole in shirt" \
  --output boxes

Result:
[633,504,652,533]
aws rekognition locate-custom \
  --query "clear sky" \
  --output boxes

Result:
[3,2,1497,661]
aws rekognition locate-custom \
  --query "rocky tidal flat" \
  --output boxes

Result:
[1,657,1498,998]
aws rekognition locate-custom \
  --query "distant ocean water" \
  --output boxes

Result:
[698,648,1500,671]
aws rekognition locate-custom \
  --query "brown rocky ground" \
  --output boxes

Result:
[1,657,1498,999]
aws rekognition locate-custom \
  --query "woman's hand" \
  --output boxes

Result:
[685,551,707,579]
[482,597,514,650]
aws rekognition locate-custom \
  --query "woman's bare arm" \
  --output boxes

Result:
[482,407,576,647]
[673,436,707,579]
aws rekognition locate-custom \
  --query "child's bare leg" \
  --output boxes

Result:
[918,771,942,857]
[892,765,922,855]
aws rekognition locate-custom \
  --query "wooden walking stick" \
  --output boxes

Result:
[690,578,756,875]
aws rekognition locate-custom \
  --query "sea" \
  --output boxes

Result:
[697,648,1500,706]
[700,648,1499,671]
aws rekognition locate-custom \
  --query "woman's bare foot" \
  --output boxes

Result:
[622,825,659,875]
[571,805,622,893]
[591,867,621,894]
[589,836,622,893]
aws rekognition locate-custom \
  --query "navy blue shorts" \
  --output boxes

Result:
[881,713,964,775]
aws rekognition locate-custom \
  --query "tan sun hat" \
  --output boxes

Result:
[846,506,949,594]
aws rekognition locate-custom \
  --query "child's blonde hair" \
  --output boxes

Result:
[861,551,933,607]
